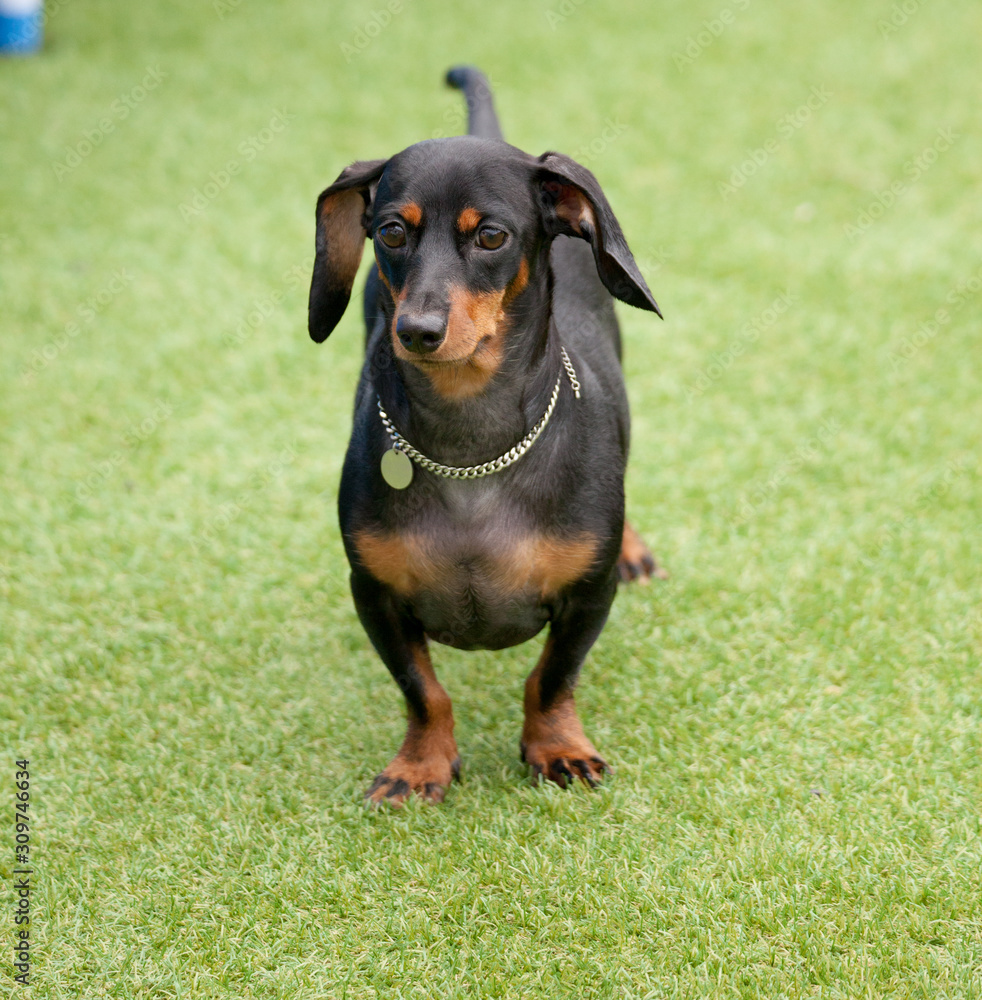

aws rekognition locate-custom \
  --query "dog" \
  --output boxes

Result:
[308,66,663,806]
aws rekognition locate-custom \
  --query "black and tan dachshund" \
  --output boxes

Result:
[308,67,664,806]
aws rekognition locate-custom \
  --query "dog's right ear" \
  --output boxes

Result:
[308,158,388,343]
[534,152,661,317]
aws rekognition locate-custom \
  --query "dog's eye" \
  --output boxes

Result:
[378,223,406,249]
[477,226,506,250]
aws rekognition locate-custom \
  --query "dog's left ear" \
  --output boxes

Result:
[535,152,662,317]
[308,158,388,343]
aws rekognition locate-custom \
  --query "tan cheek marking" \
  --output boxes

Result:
[457,207,481,232]
[389,285,410,355]
[448,286,507,351]
[415,286,507,399]
[375,263,393,297]
[415,258,530,400]
[399,201,423,226]
[503,257,529,306]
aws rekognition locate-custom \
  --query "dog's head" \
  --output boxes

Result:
[308,137,660,396]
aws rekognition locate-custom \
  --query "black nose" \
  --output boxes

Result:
[396,312,446,354]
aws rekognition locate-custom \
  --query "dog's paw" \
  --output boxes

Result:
[618,521,668,584]
[520,738,611,789]
[364,753,461,807]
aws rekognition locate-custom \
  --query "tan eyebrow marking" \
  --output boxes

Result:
[399,201,423,226]
[456,207,481,232]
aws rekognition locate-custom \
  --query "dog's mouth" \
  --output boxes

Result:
[407,335,495,367]
[393,324,505,399]
[413,355,466,366]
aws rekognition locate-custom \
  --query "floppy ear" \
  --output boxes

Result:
[308,158,388,343]
[535,152,662,317]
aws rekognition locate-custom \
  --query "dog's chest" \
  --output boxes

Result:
[352,509,598,648]
[352,520,598,603]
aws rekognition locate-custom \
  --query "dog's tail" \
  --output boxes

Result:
[445,66,504,140]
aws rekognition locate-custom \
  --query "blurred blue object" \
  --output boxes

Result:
[0,0,43,55]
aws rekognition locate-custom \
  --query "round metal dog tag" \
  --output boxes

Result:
[381,448,413,489]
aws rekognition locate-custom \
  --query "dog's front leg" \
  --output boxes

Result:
[520,580,617,788]
[350,572,460,807]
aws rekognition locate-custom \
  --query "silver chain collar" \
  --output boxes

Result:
[377,347,581,481]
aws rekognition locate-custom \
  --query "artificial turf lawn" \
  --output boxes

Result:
[2,0,981,996]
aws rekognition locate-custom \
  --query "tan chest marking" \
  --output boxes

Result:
[353,528,599,599]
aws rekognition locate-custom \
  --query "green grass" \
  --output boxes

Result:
[2,0,981,996]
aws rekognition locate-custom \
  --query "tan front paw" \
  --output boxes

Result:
[520,736,610,789]
[364,751,460,807]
